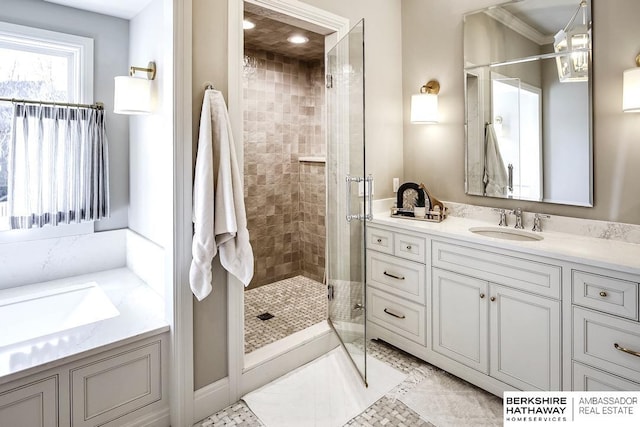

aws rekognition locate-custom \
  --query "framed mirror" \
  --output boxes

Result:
[464,0,592,207]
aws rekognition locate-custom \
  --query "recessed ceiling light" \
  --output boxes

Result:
[243,20,255,30]
[287,35,309,44]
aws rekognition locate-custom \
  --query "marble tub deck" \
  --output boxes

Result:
[0,267,168,384]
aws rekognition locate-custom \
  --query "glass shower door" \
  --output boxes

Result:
[326,19,369,385]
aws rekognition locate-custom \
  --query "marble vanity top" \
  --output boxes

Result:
[373,212,640,276]
[0,267,168,384]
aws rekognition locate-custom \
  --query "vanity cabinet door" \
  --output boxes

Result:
[0,376,58,427]
[489,284,561,391]
[432,268,489,373]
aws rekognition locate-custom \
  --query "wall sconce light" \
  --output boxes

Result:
[114,61,156,115]
[410,80,440,123]
[623,53,640,113]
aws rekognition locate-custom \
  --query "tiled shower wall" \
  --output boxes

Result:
[243,49,325,288]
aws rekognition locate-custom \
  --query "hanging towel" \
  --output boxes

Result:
[190,89,254,301]
[483,123,509,197]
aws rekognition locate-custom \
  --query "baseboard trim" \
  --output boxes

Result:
[193,377,231,424]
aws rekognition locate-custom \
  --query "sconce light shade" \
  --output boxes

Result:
[114,61,156,115]
[411,93,438,123]
[623,54,640,113]
[114,76,152,114]
[411,80,440,124]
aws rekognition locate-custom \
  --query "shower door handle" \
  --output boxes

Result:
[345,175,373,222]
[345,175,363,222]
[365,175,373,221]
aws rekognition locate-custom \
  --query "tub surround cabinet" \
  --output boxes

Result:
[0,333,168,427]
[366,217,640,396]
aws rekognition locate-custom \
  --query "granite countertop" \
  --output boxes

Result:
[0,267,169,384]
[372,213,640,275]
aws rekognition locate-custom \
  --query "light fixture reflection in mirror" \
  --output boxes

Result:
[623,53,640,113]
[554,0,590,83]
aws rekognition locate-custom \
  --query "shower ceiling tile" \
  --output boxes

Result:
[244,11,325,62]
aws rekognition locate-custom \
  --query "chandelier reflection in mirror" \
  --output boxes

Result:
[554,0,590,83]
[243,55,259,78]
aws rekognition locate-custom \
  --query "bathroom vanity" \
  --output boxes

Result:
[366,208,640,396]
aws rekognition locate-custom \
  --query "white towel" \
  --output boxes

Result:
[483,123,509,197]
[190,89,254,301]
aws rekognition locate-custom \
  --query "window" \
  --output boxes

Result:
[0,22,93,233]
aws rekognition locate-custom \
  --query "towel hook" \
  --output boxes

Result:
[204,81,215,90]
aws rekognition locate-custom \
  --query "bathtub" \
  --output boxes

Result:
[0,282,120,348]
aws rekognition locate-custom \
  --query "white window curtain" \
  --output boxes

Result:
[8,103,110,229]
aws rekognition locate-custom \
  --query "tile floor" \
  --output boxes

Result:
[244,275,327,353]
[201,339,503,427]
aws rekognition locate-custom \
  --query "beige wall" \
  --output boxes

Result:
[191,0,403,389]
[192,0,229,390]
[402,0,640,225]
[301,0,405,198]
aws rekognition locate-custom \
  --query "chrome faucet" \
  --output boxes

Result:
[511,208,524,229]
[493,208,508,227]
[532,213,551,232]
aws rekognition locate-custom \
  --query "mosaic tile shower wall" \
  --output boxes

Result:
[243,49,325,288]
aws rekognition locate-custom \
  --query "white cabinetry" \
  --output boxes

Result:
[366,226,427,355]
[0,375,58,427]
[0,333,167,427]
[570,266,640,391]
[368,219,640,397]
[432,268,560,391]
[432,268,488,373]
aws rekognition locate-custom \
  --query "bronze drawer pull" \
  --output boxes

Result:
[383,271,405,280]
[384,308,406,319]
[490,296,496,302]
[599,291,608,297]
[480,293,485,299]
[614,343,640,358]
[406,245,412,250]
[376,238,382,243]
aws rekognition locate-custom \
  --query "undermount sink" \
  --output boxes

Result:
[468,226,543,242]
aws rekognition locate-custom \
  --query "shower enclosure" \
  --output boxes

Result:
[240,6,368,385]
[241,5,329,355]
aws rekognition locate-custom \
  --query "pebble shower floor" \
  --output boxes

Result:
[244,275,327,354]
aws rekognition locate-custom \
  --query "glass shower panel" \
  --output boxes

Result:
[326,19,368,385]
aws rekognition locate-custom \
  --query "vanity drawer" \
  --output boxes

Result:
[393,233,426,263]
[573,362,640,391]
[367,227,393,255]
[573,307,640,384]
[367,288,425,345]
[432,240,561,299]
[572,270,638,320]
[367,251,425,303]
